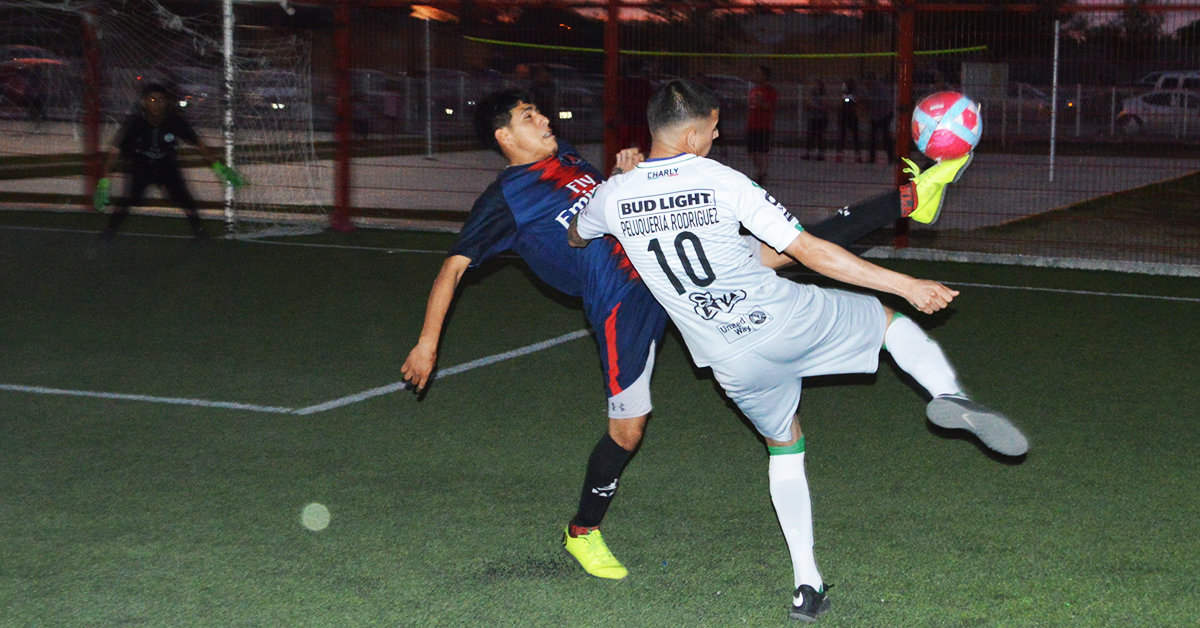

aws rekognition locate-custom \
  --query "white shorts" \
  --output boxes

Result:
[608,341,656,419]
[709,286,887,441]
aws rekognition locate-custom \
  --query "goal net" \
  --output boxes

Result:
[0,0,328,237]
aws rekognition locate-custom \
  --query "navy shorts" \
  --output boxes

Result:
[591,282,669,417]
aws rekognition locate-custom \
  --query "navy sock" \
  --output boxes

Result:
[571,433,634,529]
[805,190,901,248]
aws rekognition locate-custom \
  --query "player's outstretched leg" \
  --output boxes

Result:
[900,152,973,225]
[884,313,1029,456]
[804,152,972,249]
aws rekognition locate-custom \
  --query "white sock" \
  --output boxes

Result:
[884,315,962,398]
[768,452,822,593]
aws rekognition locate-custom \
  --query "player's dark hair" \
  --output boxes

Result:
[474,88,533,154]
[141,82,169,98]
[646,79,720,135]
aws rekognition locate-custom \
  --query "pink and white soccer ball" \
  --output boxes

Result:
[912,91,981,161]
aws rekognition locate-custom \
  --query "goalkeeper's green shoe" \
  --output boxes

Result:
[562,525,628,580]
[899,152,974,225]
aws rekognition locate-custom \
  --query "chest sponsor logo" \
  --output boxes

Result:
[553,173,600,228]
[617,189,719,237]
[689,289,745,320]
[716,306,774,344]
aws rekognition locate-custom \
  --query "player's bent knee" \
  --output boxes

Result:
[608,416,647,450]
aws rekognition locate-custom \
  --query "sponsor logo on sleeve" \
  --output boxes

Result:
[763,189,799,225]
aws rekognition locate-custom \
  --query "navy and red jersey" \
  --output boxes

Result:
[116,110,200,170]
[448,141,642,326]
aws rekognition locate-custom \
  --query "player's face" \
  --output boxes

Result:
[499,102,557,165]
[142,92,168,118]
[692,109,721,158]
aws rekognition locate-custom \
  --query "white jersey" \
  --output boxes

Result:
[576,152,807,367]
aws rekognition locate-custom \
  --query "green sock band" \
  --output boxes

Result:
[768,435,805,456]
[883,311,908,351]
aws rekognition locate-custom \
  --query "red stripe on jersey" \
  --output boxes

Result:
[605,302,623,395]
[606,237,641,281]
[531,153,592,200]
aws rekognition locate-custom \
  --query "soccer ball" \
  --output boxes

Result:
[912,92,981,161]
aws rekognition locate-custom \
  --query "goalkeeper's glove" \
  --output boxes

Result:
[93,177,111,211]
[212,162,247,189]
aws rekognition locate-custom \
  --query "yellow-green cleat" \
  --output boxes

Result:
[562,526,628,580]
[899,152,974,225]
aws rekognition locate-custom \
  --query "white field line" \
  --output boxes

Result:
[5,225,1196,415]
[290,329,592,415]
[0,330,592,415]
[0,383,295,414]
[947,281,1200,303]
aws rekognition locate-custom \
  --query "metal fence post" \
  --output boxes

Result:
[81,9,104,208]
[603,0,621,176]
[893,0,915,249]
[331,0,354,232]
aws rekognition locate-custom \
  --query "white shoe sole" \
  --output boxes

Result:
[926,395,1029,456]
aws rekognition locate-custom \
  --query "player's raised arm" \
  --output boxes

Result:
[402,254,472,390]
[783,230,957,314]
[567,213,591,248]
[611,147,644,176]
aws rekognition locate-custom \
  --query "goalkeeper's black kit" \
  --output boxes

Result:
[104,109,206,236]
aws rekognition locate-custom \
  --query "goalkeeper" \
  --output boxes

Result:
[95,82,244,241]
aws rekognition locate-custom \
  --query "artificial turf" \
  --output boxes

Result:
[1,214,1197,627]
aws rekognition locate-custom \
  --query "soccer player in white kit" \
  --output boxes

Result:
[569,79,1028,622]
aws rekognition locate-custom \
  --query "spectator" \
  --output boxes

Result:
[867,77,895,164]
[836,78,863,163]
[802,79,829,161]
[746,65,779,185]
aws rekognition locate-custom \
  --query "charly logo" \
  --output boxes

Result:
[689,290,746,320]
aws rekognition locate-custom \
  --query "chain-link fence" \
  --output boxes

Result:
[2,1,1198,268]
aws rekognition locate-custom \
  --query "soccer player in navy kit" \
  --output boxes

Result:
[402,88,978,582]
[95,83,242,241]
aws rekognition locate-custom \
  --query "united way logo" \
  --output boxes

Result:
[716,307,773,344]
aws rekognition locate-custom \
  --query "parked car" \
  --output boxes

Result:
[0,45,63,64]
[173,67,218,113]
[696,73,754,104]
[1152,71,1200,91]
[0,57,81,120]
[1117,89,1200,136]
